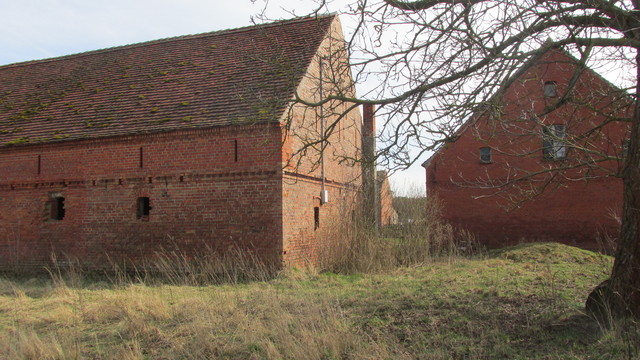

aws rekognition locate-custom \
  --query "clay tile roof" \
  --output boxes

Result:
[0,15,335,147]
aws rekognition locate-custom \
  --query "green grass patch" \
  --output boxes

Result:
[0,243,637,359]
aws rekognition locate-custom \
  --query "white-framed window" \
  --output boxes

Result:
[543,124,566,160]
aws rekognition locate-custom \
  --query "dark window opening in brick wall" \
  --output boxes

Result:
[234,139,238,162]
[479,147,492,163]
[50,195,65,220]
[314,207,320,230]
[137,197,151,219]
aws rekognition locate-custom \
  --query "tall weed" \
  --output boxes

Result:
[146,244,278,286]
[318,196,479,273]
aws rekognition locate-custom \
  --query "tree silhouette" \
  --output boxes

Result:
[266,0,640,320]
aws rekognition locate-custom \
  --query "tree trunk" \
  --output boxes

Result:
[586,48,640,321]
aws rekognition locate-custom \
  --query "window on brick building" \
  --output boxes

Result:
[137,197,151,219]
[623,139,630,159]
[543,81,558,98]
[543,125,566,160]
[314,207,320,230]
[50,195,65,220]
[479,147,492,163]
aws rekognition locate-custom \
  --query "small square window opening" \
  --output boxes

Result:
[137,197,151,219]
[543,81,558,98]
[479,147,492,163]
[50,196,65,220]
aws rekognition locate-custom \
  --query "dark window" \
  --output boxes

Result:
[51,196,65,220]
[314,207,320,230]
[234,139,238,162]
[623,139,630,159]
[137,197,151,219]
[543,81,558,98]
[479,147,492,163]
[543,125,566,160]
[37,155,41,175]
[139,147,144,168]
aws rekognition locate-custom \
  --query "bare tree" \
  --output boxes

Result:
[260,0,640,319]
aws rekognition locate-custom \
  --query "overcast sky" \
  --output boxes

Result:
[0,0,426,195]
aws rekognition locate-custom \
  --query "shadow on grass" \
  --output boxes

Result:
[352,289,611,359]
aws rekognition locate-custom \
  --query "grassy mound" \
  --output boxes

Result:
[1,242,637,359]
[488,242,611,265]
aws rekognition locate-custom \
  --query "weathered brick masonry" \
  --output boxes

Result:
[0,15,363,270]
[377,171,397,226]
[424,49,631,249]
[0,124,284,269]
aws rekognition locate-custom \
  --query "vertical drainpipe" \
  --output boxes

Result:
[319,58,326,204]
[362,103,378,230]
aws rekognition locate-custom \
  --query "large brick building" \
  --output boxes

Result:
[0,15,365,270]
[423,49,630,249]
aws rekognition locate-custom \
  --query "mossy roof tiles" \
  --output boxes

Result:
[0,15,335,147]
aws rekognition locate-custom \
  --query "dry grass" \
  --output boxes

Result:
[317,196,478,273]
[0,242,638,359]
[143,245,279,286]
[0,201,637,359]
[0,274,385,359]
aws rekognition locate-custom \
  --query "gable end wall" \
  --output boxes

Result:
[426,50,629,250]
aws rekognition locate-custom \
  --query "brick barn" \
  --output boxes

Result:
[0,15,365,270]
[423,49,631,249]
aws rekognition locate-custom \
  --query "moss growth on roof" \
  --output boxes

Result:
[5,136,30,146]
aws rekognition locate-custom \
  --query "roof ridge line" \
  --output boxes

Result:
[0,13,336,70]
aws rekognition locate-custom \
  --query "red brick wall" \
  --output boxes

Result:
[281,94,362,266]
[280,17,363,267]
[378,173,396,226]
[425,50,630,249]
[0,16,365,271]
[0,124,284,270]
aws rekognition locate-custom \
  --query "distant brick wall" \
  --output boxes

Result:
[425,50,629,250]
[430,180,622,249]
[377,173,396,226]
[0,124,284,270]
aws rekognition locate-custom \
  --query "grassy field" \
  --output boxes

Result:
[0,242,638,359]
